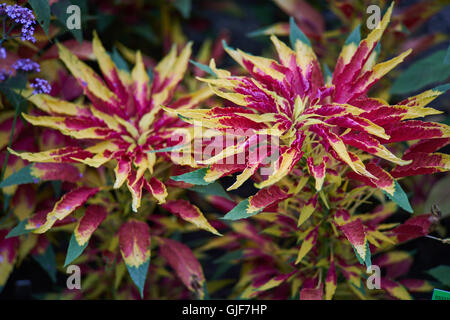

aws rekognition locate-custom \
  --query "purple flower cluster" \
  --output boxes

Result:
[12,58,40,73]
[0,3,36,42]
[0,4,50,96]
[0,46,5,59]
[30,78,51,95]
[0,69,11,81]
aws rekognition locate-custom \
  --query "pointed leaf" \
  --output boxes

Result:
[170,168,210,185]
[222,199,257,221]
[6,219,30,238]
[32,187,99,234]
[64,233,88,267]
[162,200,220,235]
[32,237,56,282]
[110,47,130,72]
[190,60,217,77]
[159,237,205,298]
[295,228,318,264]
[173,0,191,18]
[29,0,51,35]
[224,185,290,221]
[0,163,81,188]
[64,205,107,266]
[189,182,232,200]
[289,16,311,49]
[118,220,151,298]
[384,180,413,213]
[391,50,450,95]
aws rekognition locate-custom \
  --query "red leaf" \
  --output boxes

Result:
[159,238,205,297]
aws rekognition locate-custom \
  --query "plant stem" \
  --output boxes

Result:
[0,90,23,183]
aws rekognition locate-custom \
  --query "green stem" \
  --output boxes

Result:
[3,23,16,41]
[0,90,24,183]
[0,107,19,182]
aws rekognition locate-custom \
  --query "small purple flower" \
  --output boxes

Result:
[0,69,11,81]
[1,4,36,43]
[30,78,51,95]
[12,58,40,73]
[0,47,6,59]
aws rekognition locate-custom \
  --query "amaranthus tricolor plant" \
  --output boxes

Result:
[0,1,449,300]
[168,3,450,299]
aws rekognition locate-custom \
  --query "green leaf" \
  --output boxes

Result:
[133,25,158,44]
[51,180,62,198]
[177,114,192,123]
[383,180,413,213]
[210,244,243,282]
[0,74,27,111]
[246,25,272,38]
[6,219,31,238]
[222,39,234,52]
[64,233,88,267]
[350,279,367,296]
[210,262,233,281]
[33,243,57,283]
[289,16,311,49]
[202,281,210,300]
[190,60,217,77]
[222,199,262,221]
[0,165,36,188]
[170,168,210,185]
[435,83,450,93]
[29,0,51,35]
[147,143,189,153]
[0,73,27,91]
[323,63,332,82]
[398,22,411,35]
[2,194,11,212]
[110,47,129,72]
[173,0,191,18]
[214,250,243,264]
[391,49,450,95]
[147,68,154,82]
[189,182,232,200]
[374,42,381,57]
[96,13,114,33]
[345,24,361,45]
[444,44,450,65]
[126,260,150,299]
[427,265,450,287]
